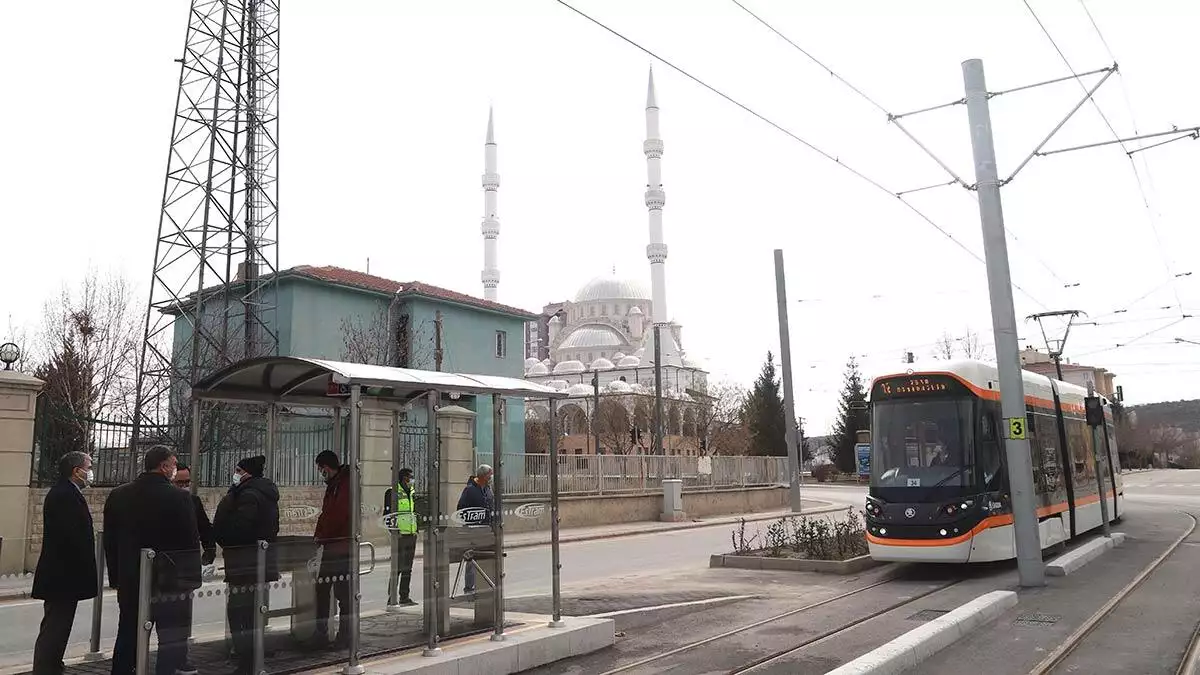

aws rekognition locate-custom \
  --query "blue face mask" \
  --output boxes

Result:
[232,473,242,486]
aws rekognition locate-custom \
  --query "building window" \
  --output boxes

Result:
[601,304,608,316]
[495,330,507,359]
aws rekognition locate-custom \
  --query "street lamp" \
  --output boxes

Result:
[0,343,19,371]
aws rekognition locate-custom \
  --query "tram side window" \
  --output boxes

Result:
[1032,412,1062,491]
[1065,416,1097,492]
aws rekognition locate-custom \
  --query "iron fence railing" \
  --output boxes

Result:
[476,453,789,496]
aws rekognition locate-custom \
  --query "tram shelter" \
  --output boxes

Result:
[181,356,571,674]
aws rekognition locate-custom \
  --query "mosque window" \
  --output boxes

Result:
[601,305,608,316]
[495,331,507,359]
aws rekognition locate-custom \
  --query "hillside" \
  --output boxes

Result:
[1128,399,1200,434]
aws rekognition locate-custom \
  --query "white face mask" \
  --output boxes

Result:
[169,467,178,482]
[232,473,242,486]
[85,469,95,485]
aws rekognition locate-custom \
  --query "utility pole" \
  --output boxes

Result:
[434,310,444,372]
[773,250,803,513]
[963,59,1045,587]
[653,324,665,455]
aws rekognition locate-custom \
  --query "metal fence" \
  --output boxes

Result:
[480,453,789,496]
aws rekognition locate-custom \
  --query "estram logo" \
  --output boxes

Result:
[451,507,489,526]
[513,503,547,520]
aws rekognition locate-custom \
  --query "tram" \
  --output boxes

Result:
[864,360,1122,563]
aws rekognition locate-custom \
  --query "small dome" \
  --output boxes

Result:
[541,358,553,366]
[524,357,540,369]
[606,380,633,394]
[628,305,644,315]
[526,362,550,376]
[567,383,592,396]
[633,348,646,358]
[552,360,586,375]
[612,351,626,361]
[548,314,562,324]
[547,379,569,390]
[617,355,641,367]
[590,357,615,371]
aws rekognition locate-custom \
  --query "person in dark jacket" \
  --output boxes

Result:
[104,446,201,675]
[456,464,494,594]
[213,455,280,675]
[172,463,217,566]
[32,451,97,675]
[383,468,418,606]
[311,450,351,650]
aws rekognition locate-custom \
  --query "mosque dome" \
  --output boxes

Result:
[526,362,550,376]
[574,276,650,303]
[606,380,633,394]
[567,383,593,397]
[617,355,641,367]
[524,357,540,369]
[558,325,625,350]
[590,357,616,371]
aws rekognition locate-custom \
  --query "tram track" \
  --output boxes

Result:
[1028,512,1200,675]
[597,569,970,675]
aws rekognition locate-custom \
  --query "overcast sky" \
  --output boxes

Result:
[2,0,1198,433]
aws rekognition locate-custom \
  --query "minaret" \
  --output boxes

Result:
[644,67,669,325]
[481,107,500,301]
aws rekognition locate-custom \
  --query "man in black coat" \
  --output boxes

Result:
[172,463,216,567]
[104,446,201,675]
[32,451,97,675]
[213,455,280,675]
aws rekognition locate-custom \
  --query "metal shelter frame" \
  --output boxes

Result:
[190,356,568,674]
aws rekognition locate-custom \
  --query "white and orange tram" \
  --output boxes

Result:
[864,360,1122,563]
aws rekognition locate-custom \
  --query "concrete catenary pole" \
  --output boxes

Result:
[773,250,803,513]
[962,58,1045,587]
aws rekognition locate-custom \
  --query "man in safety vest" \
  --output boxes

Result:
[383,468,418,606]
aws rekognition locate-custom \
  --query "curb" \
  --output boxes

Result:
[827,590,1018,675]
[1046,532,1126,576]
[0,502,843,604]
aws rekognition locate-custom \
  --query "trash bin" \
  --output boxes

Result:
[271,535,324,642]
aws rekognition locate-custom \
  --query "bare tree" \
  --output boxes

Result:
[340,308,390,366]
[38,269,141,421]
[595,398,636,455]
[524,413,550,454]
[932,331,956,360]
[1143,425,1190,466]
[958,328,990,360]
[694,381,748,455]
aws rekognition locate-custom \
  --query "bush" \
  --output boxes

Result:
[812,464,837,483]
[729,508,868,561]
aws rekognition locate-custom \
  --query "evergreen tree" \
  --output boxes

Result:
[830,356,868,473]
[742,352,788,456]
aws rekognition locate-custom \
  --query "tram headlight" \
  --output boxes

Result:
[879,528,887,536]
[942,503,957,515]
[939,529,948,536]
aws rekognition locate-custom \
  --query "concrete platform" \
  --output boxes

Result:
[299,613,615,675]
[1045,531,1126,576]
[828,591,1018,675]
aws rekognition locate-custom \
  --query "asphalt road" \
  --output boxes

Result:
[0,485,864,670]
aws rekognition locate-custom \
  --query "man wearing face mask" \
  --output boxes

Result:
[310,450,351,650]
[105,446,201,675]
[32,452,97,675]
[383,468,418,607]
[213,456,280,675]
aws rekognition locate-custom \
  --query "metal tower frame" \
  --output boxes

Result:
[132,0,281,442]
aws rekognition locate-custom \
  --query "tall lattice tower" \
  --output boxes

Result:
[132,0,281,443]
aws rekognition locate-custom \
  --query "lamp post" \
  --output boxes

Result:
[0,343,19,371]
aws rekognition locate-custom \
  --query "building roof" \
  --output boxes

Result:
[558,324,626,350]
[288,265,537,319]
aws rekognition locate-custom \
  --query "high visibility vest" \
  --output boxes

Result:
[394,485,417,535]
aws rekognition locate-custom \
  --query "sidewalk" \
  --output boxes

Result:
[0,498,840,602]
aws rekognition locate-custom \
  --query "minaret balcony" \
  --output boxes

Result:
[482,172,501,190]
[481,269,501,284]
[646,242,668,263]
[643,139,664,158]
[644,188,666,209]
[481,217,500,236]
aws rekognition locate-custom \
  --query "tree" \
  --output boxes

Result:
[340,308,390,366]
[829,356,868,473]
[524,410,550,454]
[594,398,637,455]
[694,381,749,455]
[932,328,990,361]
[34,337,94,479]
[933,331,956,360]
[38,269,141,421]
[742,352,787,456]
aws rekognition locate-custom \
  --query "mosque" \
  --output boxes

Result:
[475,68,709,455]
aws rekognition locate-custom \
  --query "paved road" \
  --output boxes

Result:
[0,486,863,670]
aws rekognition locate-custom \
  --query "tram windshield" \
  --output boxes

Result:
[872,398,974,494]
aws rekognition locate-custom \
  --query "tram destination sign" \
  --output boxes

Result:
[872,374,969,400]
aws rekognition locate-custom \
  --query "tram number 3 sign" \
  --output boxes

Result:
[1006,417,1027,440]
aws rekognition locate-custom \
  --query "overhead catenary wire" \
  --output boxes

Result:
[1023,0,1186,317]
[726,0,1076,290]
